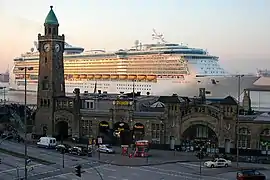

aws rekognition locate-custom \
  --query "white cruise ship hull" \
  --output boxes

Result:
[11,75,259,98]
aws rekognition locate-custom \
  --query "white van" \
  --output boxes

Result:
[37,137,57,148]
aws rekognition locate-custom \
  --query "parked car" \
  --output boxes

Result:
[37,137,57,148]
[55,144,71,153]
[97,144,115,154]
[236,169,266,180]
[69,146,89,156]
[204,158,231,168]
[1,132,13,139]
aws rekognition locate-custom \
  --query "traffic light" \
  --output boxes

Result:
[75,165,81,177]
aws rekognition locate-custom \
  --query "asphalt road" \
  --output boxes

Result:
[0,152,103,180]
[38,162,270,180]
[0,152,55,180]
[1,141,270,180]
[1,151,270,180]
[0,141,89,167]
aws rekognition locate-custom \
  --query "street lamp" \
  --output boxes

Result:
[0,86,7,104]
[18,66,33,180]
[236,74,244,168]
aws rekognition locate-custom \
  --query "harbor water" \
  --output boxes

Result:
[0,90,270,111]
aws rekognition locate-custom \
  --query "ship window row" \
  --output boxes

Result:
[117,84,151,87]
[184,56,216,59]
[65,82,110,86]
[63,64,183,68]
[65,85,109,90]
[202,67,223,70]
[117,87,151,91]
[204,71,225,74]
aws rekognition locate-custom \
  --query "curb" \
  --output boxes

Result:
[0,147,54,165]
[93,159,190,167]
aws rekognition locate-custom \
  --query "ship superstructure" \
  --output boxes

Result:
[11,30,259,98]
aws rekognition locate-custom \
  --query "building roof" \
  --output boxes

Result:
[150,101,165,108]
[158,96,188,104]
[45,6,59,25]
[206,96,238,105]
[221,96,238,105]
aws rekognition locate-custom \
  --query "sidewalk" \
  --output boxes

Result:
[88,152,189,166]
[232,162,270,170]
[61,141,270,168]
[86,147,197,166]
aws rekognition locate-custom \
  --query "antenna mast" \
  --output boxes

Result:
[152,29,167,44]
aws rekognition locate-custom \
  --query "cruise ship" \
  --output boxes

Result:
[11,30,260,98]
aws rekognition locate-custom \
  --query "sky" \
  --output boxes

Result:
[0,0,269,73]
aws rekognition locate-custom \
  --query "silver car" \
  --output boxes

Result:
[97,145,115,153]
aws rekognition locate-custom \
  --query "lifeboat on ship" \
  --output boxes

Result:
[80,74,87,79]
[147,75,156,81]
[137,75,146,80]
[73,74,79,79]
[111,75,118,79]
[15,75,22,79]
[94,74,102,79]
[119,75,127,80]
[128,75,136,80]
[102,74,110,79]
[87,74,94,79]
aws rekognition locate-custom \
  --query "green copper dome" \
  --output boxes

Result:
[44,6,59,25]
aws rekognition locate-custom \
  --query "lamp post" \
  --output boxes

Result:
[18,66,33,180]
[236,74,243,168]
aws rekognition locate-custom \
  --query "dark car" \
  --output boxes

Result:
[1,132,13,139]
[55,144,71,153]
[237,169,266,180]
[69,146,89,156]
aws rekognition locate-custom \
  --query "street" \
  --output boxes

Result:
[35,163,270,180]
[0,152,103,180]
[0,141,90,167]
[0,141,270,179]
[1,152,270,180]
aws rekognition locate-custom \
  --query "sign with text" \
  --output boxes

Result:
[98,137,102,144]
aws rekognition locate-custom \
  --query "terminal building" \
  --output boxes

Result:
[61,88,269,154]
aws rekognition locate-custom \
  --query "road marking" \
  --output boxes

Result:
[102,167,117,171]
[38,164,108,180]
[0,164,43,174]
[108,176,117,179]
[131,172,139,176]
[130,166,228,180]
[127,166,200,180]
[178,162,203,167]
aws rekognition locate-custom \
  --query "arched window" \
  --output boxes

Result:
[260,128,270,155]
[238,127,251,149]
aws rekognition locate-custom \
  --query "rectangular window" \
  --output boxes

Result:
[90,102,94,109]
[42,80,49,90]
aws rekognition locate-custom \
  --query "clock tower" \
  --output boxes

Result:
[35,6,65,136]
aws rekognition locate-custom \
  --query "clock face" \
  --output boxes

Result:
[55,43,60,52]
[43,43,50,52]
